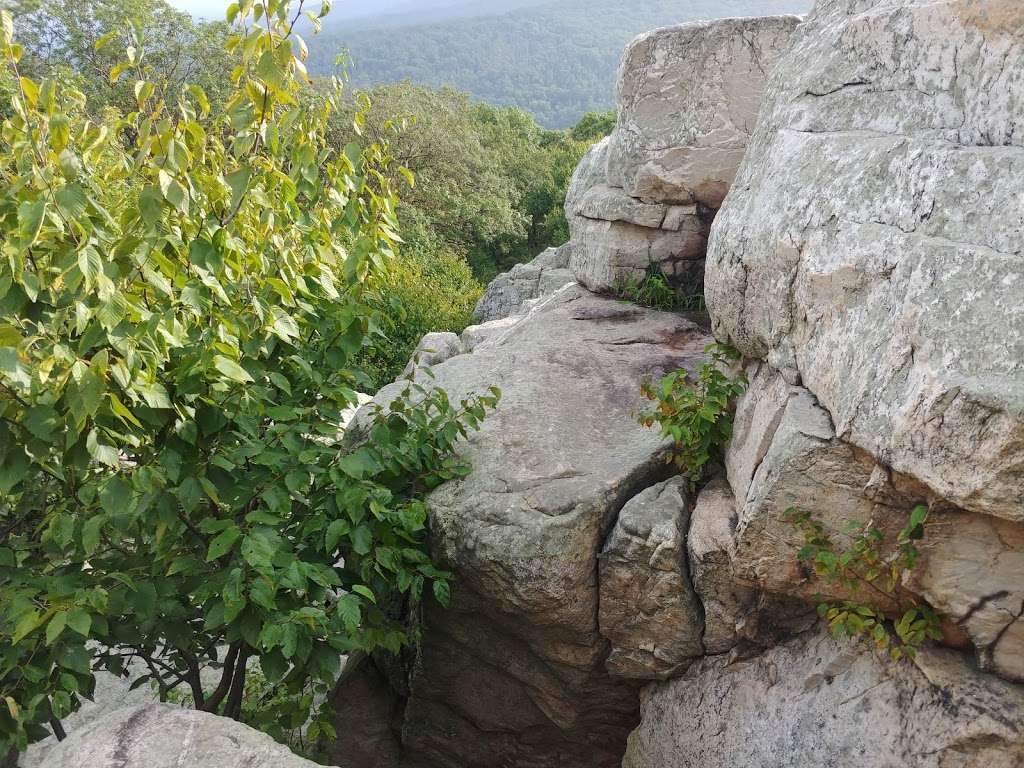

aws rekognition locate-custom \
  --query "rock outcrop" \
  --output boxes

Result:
[623,628,1024,768]
[31,703,330,768]
[705,0,1024,523]
[702,0,1024,685]
[565,15,802,294]
[327,6,1024,767]
[334,285,715,767]
[473,245,575,322]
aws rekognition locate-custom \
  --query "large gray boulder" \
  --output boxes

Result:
[32,703,330,768]
[608,15,803,206]
[472,245,575,323]
[336,285,716,768]
[564,16,801,294]
[623,628,1024,768]
[401,332,465,377]
[705,0,1024,523]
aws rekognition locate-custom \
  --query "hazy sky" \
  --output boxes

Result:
[167,0,233,19]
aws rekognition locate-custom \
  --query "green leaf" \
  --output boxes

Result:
[351,524,372,556]
[352,584,376,603]
[86,429,120,468]
[66,608,91,637]
[12,611,42,644]
[337,594,360,631]
[336,448,380,480]
[17,200,45,246]
[206,525,242,561]
[325,519,350,552]
[0,347,31,389]
[214,355,253,383]
[46,612,67,645]
[22,405,59,440]
[255,50,286,88]
[157,169,188,213]
[433,579,451,608]
[82,514,106,556]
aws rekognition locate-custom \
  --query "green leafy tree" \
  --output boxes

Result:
[570,110,615,142]
[0,0,497,757]
[327,83,612,283]
[8,0,234,116]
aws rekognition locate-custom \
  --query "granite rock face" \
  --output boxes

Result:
[622,628,1024,768]
[33,703,330,768]
[563,16,801,294]
[722,362,1024,682]
[598,476,703,679]
[364,286,715,767]
[705,0,1024,523]
[401,332,465,377]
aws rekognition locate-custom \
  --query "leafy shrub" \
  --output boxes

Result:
[639,343,747,487]
[0,0,497,756]
[359,225,483,389]
[786,505,943,661]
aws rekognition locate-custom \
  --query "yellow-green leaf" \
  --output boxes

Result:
[214,355,253,383]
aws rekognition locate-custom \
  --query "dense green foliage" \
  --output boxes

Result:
[7,0,234,116]
[360,232,483,388]
[786,505,943,661]
[328,82,610,285]
[310,0,812,128]
[0,0,499,755]
[640,344,747,489]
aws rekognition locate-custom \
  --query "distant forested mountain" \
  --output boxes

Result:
[307,0,811,128]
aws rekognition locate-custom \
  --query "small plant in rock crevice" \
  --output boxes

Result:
[639,343,746,489]
[613,268,705,312]
[785,504,943,661]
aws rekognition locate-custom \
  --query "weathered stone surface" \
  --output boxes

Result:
[909,513,1024,683]
[459,315,521,352]
[401,332,464,377]
[32,703,330,768]
[564,137,611,217]
[608,15,802,206]
[563,15,799,295]
[598,477,703,679]
[364,285,715,767]
[623,628,1024,768]
[687,475,747,654]
[705,0,1024,523]
[473,245,575,323]
[568,214,708,293]
[726,365,1024,681]
[574,184,695,231]
[322,655,402,768]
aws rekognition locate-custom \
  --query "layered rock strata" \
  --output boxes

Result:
[566,15,802,294]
